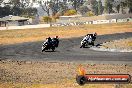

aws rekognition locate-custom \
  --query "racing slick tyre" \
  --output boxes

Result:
[41,46,44,52]
[52,47,55,51]
[41,45,46,52]
[91,42,94,46]
[80,43,86,48]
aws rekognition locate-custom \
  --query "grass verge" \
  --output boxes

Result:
[0,60,132,88]
[0,22,132,45]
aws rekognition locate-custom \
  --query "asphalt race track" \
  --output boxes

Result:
[0,32,132,64]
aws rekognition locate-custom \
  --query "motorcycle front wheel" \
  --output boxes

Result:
[80,42,86,48]
[41,46,46,52]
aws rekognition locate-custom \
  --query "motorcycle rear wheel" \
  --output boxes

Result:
[52,47,55,51]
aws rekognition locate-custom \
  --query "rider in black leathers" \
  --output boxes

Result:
[44,37,53,47]
[47,37,52,45]
[52,36,59,47]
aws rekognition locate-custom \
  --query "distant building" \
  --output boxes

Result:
[53,13,132,27]
[58,15,82,23]
[0,15,29,27]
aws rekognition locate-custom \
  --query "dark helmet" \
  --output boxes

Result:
[55,36,58,38]
[94,32,97,36]
[48,37,52,40]
[86,34,90,36]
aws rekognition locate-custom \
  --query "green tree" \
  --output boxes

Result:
[9,0,21,7]
[69,0,84,11]
[0,5,12,17]
[104,0,113,14]
[126,0,132,13]
[49,0,68,16]
[87,11,95,17]
[91,0,98,15]
[0,0,37,17]
[98,0,103,15]
[104,0,108,13]
[38,1,50,16]
[120,1,125,14]
[11,6,22,16]
[116,4,120,13]
[21,8,37,18]
[79,6,89,15]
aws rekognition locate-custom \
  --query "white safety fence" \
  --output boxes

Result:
[0,24,50,30]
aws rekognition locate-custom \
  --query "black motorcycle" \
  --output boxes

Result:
[41,38,59,52]
[41,42,55,52]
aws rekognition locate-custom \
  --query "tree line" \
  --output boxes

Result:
[0,0,37,18]
[0,0,132,18]
[39,0,132,16]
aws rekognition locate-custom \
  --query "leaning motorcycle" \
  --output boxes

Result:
[42,42,55,52]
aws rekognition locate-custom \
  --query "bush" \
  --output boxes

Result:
[86,11,95,17]
[64,9,77,16]
[42,16,52,23]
